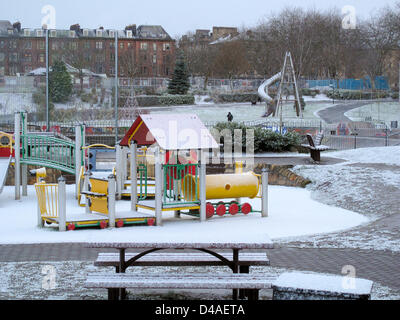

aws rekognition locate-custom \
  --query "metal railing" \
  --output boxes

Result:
[35,183,59,220]
[21,134,76,174]
[163,163,200,207]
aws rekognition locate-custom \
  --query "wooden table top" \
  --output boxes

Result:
[85,240,274,250]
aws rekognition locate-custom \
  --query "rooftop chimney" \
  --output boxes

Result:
[13,21,21,32]
[70,24,81,32]
[125,24,137,36]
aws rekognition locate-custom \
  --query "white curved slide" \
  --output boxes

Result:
[258,72,282,103]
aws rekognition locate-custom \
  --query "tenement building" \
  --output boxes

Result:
[0,21,176,77]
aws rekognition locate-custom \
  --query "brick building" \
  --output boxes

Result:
[0,20,176,78]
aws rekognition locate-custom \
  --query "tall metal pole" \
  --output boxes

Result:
[114,31,119,145]
[45,27,49,132]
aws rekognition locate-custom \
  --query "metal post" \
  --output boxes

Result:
[58,176,67,232]
[116,145,123,200]
[130,143,137,212]
[261,168,269,218]
[75,125,82,199]
[37,191,44,228]
[108,174,116,228]
[14,112,21,200]
[84,172,91,214]
[199,150,207,222]
[114,31,119,146]
[45,28,49,132]
[154,147,163,226]
[22,112,28,196]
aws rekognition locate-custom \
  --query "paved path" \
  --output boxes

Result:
[0,243,399,291]
[316,100,390,124]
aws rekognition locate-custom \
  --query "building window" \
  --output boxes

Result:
[96,41,103,49]
[24,41,32,50]
[140,42,148,50]
[0,41,4,48]
[84,42,91,49]
[52,42,58,50]
[39,53,45,63]
[9,53,18,63]
[23,53,32,62]
[69,42,78,50]
[120,42,124,49]
[9,41,17,49]
[153,54,157,64]
[37,41,45,50]
[0,53,4,62]
[153,43,157,51]
[163,43,170,51]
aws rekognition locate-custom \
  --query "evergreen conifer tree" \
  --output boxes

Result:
[168,52,190,95]
[49,60,73,103]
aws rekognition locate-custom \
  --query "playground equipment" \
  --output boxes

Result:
[35,174,155,232]
[258,52,302,120]
[0,131,14,195]
[119,114,270,226]
[14,112,84,200]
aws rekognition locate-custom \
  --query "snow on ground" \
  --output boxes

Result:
[328,146,400,166]
[288,146,400,252]
[0,262,398,300]
[0,184,367,245]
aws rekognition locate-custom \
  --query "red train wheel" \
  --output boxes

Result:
[229,203,239,215]
[116,220,124,228]
[100,221,108,229]
[147,219,155,226]
[206,203,215,219]
[67,223,76,231]
[241,203,252,215]
[216,204,226,217]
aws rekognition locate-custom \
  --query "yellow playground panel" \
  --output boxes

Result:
[181,172,260,201]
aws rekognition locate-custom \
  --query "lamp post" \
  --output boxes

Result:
[43,24,49,132]
[114,30,119,145]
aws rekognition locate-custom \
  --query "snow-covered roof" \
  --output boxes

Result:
[120,114,219,150]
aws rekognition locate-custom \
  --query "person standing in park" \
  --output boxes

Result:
[227,112,233,122]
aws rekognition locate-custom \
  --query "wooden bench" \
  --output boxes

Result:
[301,132,331,162]
[94,251,270,273]
[272,272,374,300]
[85,273,276,300]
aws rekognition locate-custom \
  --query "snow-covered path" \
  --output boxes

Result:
[287,147,400,252]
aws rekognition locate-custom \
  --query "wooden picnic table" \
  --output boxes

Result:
[85,240,274,300]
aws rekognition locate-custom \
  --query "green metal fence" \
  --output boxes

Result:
[163,163,200,208]
[21,134,76,174]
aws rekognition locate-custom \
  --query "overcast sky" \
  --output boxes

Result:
[0,0,397,38]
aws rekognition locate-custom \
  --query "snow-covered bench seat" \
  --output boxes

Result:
[85,273,276,300]
[94,251,270,272]
[272,272,373,300]
[301,132,331,162]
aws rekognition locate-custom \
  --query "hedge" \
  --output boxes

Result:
[212,122,301,153]
[216,93,260,103]
[325,90,389,100]
[131,95,195,107]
